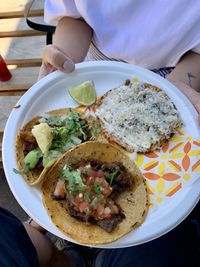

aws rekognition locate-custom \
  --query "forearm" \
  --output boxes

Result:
[167,51,200,92]
[53,17,93,63]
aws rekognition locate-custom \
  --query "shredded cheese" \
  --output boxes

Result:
[96,82,182,152]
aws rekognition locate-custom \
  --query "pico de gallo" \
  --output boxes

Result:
[53,160,133,232]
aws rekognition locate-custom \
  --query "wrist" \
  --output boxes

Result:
[166,78,193,90]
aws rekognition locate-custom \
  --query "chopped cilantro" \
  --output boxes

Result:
[82,168,88,178]
[42,150,61,167]
[13,168,23,175]
[62,165,87,196]
[84,191,91,202]
[125,79,131,85]
[35,150,43,158]
[106,166,120,185]
[84,206,91,213]
[90,123,100,140]
[48,111,89,153]
[91,197,98,206]
[45,116,65,127]
[93,183,101,195]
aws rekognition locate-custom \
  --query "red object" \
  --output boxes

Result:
[79,201,89,212]
[0,55,12,82]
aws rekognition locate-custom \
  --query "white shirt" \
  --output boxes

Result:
[44,0,200,69]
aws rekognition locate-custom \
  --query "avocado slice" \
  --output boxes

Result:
[24,149,43,170]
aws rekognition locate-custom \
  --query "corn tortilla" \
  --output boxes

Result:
[15,108,105,186]
[42,141,149,245]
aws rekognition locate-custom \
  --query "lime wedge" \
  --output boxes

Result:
[68,80,96,106]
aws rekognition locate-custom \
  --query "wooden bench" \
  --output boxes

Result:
[0,0,46,167]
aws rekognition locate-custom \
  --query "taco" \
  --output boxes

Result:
[15,108,105,186]
[94,81,183,153]
[42,141,148,245]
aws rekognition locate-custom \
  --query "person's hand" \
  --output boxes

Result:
[38,45,75,80]
[167,79,200,124]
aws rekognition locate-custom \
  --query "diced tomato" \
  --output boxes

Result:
[79,201,88,212]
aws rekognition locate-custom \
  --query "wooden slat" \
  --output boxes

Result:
[0,36,45,61]
[0,0,44,12]
[0,17,35,32]
[0,130,2,167]
[0,17,47,37]
[0,10,44,19]
[6,58,42,67]
[0,101,18,166]
[0,96,21,129]
[0,30,45,38]
[0,66,40,85]
[0,91,25,96]
[0,0,44,18]
[0,85,29,94]
[0,66,39,95]
[0,66,39,90]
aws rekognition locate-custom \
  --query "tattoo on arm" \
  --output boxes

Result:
[187,72,196,87]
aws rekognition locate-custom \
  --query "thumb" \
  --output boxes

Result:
[43,44,75,73]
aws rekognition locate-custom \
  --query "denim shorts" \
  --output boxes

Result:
[0,208,39,267]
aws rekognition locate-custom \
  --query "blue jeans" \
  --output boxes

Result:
[0,208,39,267]
[0,205,199,267]
[93,203,200,267]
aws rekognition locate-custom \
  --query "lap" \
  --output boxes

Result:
[94,203,200,267]
[0,207,39,267]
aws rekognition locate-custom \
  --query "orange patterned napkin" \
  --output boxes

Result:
[135,130,200,208]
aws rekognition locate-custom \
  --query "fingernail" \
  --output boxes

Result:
[63,61,75,72]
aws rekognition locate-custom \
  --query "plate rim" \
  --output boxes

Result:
[2,61,200,248]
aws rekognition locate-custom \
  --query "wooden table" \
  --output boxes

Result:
[0,0,46,167]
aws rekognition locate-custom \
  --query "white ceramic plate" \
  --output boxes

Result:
[2,61,200,248]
